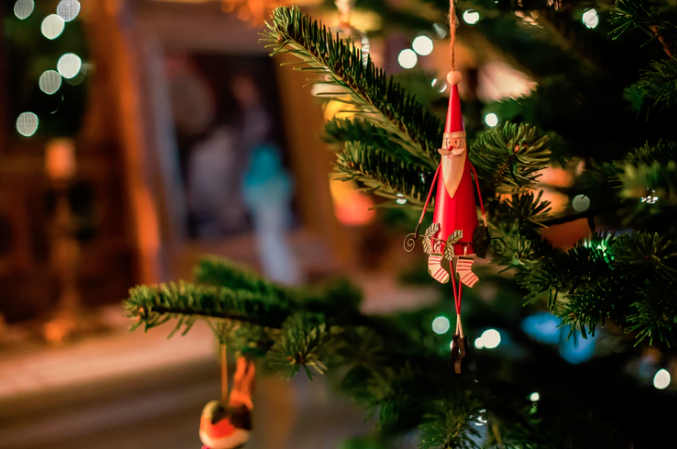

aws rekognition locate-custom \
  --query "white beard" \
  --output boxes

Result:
[441,150,466,198]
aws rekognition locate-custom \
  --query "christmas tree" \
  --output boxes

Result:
[125,1,677,448]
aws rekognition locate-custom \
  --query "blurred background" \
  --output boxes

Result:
[0,0,652,448]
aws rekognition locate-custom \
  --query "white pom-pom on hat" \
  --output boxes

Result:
[446,70,462,85]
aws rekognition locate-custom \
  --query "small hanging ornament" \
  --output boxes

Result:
[313,0,371,98]
[331,0,370,67]
[200,345,256,449]
[403,0,490,374]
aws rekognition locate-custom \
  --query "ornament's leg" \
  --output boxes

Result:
[456,246,478,287]
[428,239,450,284]
[453,315,471,375]
[449,318,461,370]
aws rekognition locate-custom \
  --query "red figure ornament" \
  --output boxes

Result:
[408,73,487,288]
[200,357,255,449]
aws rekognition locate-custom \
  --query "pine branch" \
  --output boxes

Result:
[624,59,677,111]
[125,282,289,331]
[324,118,429,165]
[612,0,677,48]
[470,122,551,192]
[123,257,555,445]
[516,231,677,345]
[262,6,443,167]
[490,190,552,230]
[335,141,432,207]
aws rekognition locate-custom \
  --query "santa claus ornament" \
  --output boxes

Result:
[403,0,489,374]
[200,346,256,449]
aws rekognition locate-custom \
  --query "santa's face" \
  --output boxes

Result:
[440,134,466,157]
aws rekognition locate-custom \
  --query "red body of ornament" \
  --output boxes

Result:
[432,84,478,256]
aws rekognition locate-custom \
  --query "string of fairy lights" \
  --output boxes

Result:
[396,7,599,130]
[13,0,84,138]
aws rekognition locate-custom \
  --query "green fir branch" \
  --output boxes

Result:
[625,59,677,111]
[335,141,432,207]
[470,122,551,192]
[261,6,443,167]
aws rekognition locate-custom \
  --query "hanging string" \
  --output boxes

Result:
[220,343,229,403]
[449,0,457,71]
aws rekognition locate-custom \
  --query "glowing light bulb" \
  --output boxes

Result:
[431,78,447,93]
[41,14,66,40]
[463,10,481,25]
[14,0,34,20]
[529,392,540,402]
[480,329,501,349]
[57,53,82,79]
[398,49,418,69]
[39,70,63,95]
[57,0,81,22]
[433,23,447,39]
[572,194,590,212]
[16,112,39,137]
[412,35,434,56]
[654,369,671,390]
[432,316,451,335]
[484,113,499,127]
[396,193,407,205]
[582,9,599,29]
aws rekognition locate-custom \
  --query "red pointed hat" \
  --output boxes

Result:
[445,83,464,133]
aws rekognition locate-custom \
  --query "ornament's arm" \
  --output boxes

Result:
[403,164,441,252]
[469,162,487,227]
[415,164,442,236]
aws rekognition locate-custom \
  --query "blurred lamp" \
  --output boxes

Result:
[57,53,82,79]
[57,0,81,22]
[484,113,498,127]
[398,49,417,69]
[463,10,480,25]
[46,139,77,180]
[39,70,63,95]
[16,112,39,137]
[654,369,671,390]
[41,15,66,40]
[14,0,34,20]
[412,35,433,56]
[582,9,599,29]
[432,316,451,335]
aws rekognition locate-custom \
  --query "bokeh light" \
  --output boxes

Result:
[432,316,451,335]
[412,35,434,56]
[654,369,671,390]
[463,10,481,25]
[432,23,447,39]
[484,113,499,127]
[398,49,418,69]
[582,9,599,29]
[530,392,540,402]
[57,0,81,22]
[572,194,590,212]
[13,0,34,20]
[475,328,501,349]
[431,78,447,93]
[480,329,501,349]
[57,53,82,79]
[16,112,39,137]
[41,14,66,40]
[39,70,63,95]
[396,193,407,205]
